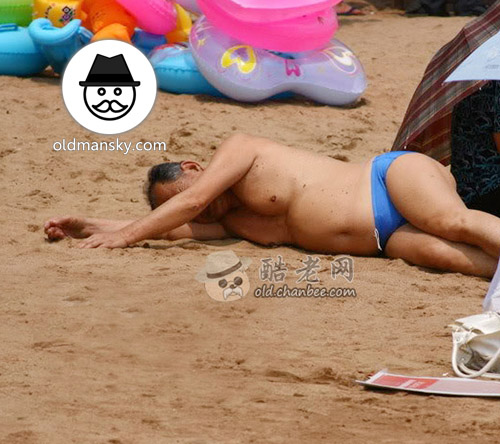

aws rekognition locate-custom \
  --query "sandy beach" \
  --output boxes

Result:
[1,11,498,444]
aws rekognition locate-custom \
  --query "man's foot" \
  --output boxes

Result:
[44,216,118,240]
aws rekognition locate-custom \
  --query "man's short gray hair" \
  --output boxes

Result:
[145,162,183,209]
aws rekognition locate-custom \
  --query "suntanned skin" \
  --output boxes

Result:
[45,133,500,277]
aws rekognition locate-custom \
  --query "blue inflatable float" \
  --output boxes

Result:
[0,23,48,76]
[132,29,167,56]
[28,18,92,74]
[149,43,223,96]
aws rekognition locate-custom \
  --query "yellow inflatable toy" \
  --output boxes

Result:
[166,3,192,44]
[33,0,83,28]
[82,0,136,43]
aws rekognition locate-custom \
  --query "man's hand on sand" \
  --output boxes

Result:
[78,231,129,249]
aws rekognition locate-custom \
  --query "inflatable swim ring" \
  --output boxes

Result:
[149,43,291,99]
[176,0,201,15]
[29,18,92,73]
[115,0,177,35]
[0,23,48,76]
[197,0,337,52]
[190,16,366,106]
[0,0,33,27]
[210,0,339,23]
[132,29,167,55]
[165,3,192,44]
[83,0,136,43]
[33,0,83,28]
[149,43,222,96]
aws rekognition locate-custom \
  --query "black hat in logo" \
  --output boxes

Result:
[79,54,141,87]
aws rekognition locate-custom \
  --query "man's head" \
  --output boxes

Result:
[144,161,232,223]
[145,161,203,209]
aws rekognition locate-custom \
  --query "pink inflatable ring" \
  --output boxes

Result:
[198,0,338,52]
[116,0,177,35]
[210,0,340,23]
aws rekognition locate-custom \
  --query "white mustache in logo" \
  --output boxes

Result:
[92,100,127,113]
[223,286,243,300]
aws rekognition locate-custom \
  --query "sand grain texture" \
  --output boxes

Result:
[1,13,497,444]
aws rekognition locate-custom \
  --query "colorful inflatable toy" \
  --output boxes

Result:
[115,0,177,35]
[149,42,292,99]
[0,24,48,76]
[0,0,32,27]
[197,0,338,52]
[33,0,83,28]
[149,43,222,96]
[166,4,192,44]
[28,18,92,74]
[190,17,366,105]
[132,29,167,55]
[211,0,339,22]
[82,0,136,43]
[176,0,201,14]
[0,1,365,107]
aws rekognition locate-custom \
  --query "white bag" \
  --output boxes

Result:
[483,258,500,312]
[451,312,500,379]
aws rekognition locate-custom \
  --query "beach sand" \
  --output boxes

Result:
[1,11,497,444]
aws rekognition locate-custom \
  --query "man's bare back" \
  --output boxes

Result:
[45,133,500,277]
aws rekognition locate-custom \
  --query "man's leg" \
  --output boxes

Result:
[385,224,496,278]
[386,153,500,259]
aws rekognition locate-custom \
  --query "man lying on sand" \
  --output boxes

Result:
[45,133,500,277]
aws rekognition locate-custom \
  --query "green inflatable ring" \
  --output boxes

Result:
[0,1,33,27]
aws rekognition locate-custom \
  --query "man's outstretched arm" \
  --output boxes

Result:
[165,222,230,241]
[78,133,257,248]
[44,216,230,242]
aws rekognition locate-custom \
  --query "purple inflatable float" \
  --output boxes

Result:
[190,16,366,106]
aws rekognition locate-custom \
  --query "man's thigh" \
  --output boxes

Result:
[385,153,466,226]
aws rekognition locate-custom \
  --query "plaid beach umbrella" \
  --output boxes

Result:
[391,1,500,164]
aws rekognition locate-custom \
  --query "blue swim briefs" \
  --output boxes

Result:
[371,151,414,251]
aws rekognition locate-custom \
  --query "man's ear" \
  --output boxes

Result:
[180,161,203,172]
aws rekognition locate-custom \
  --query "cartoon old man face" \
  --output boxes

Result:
[79,54,140,121]
[196,250,251,302]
